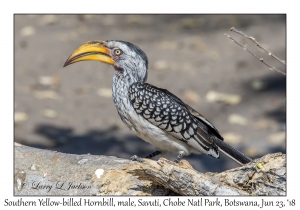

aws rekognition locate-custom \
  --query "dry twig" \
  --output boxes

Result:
[230,27,286,66]
[224,27,286,76]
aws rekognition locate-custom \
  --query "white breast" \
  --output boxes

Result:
[120,100,198,155]
[112,76,198,156]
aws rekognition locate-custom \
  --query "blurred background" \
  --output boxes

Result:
[14,15,286,172]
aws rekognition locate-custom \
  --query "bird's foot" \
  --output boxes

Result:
[130,155,143,162]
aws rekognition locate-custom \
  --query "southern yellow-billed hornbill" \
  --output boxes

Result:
[64,40,252,165]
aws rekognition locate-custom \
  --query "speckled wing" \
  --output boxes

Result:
[128,82,220,158]
[155,86,224,141]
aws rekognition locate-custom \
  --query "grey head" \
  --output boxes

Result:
[106,40,148,83]
[64,40,149,83]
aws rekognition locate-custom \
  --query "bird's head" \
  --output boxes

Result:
[64,40,148,83]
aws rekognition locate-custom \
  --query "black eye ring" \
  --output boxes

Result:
[114,49,123,56]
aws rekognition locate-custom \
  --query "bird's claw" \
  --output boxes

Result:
[130,155,143,162]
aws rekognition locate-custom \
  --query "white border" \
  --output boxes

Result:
[2,0,297,209]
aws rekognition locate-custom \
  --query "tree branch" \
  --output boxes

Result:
[14,143,286,196]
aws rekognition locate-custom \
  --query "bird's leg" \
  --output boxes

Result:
[174,151,185,163]
[144,150,161,159]
[130,150,162,163]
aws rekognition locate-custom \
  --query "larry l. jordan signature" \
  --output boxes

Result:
[21,181,92,192]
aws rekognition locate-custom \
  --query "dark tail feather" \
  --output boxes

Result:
[214,138,252,165]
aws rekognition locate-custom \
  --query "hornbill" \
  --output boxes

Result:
[64,40,252,165]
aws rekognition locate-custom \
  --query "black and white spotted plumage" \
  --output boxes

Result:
[128,82,221,158]
[127,82,253,165]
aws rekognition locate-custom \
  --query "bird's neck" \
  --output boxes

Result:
[111,66,147,128]
[112,71,140,110]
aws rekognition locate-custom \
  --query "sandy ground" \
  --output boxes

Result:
[14,15,286,172]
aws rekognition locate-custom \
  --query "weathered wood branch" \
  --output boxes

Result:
[14,143,286,196]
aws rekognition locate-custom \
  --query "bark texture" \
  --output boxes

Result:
[14,143,286,196]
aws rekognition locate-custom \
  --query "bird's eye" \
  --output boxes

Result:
[113,49,123,56]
